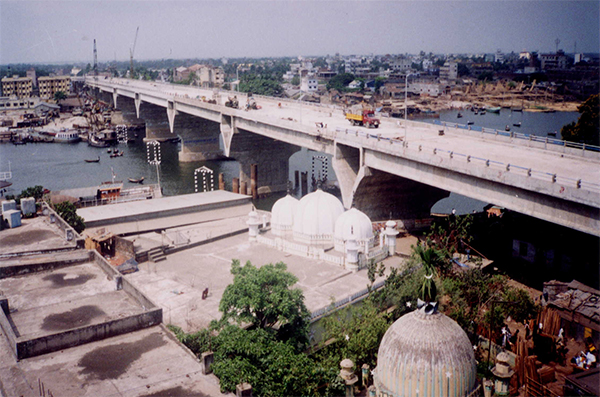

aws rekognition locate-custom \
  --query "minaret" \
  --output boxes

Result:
[384,220,399,255]
[246,207,262,241]
[345,226,359,272]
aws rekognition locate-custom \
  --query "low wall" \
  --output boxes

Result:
[1,249,163,360]
[0,299,18,357]
[0,251,91,279]
[15,308,162,360]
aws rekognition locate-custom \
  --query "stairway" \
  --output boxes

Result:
[147,247,166,263]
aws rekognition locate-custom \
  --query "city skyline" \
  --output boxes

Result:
[1,0,599,64]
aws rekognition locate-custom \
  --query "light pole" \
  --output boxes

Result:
[404,72,414,142]
[146,140,162,194]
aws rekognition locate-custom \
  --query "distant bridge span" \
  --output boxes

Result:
[86,77,600,236]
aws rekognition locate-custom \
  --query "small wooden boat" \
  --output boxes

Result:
[513,122,521,127]
[457,112,463,118]
[84,156,100,163]
[548,131,557,136]
[487,107,501,113]
[110,150,124,158]
[512,108,523,112]
[467,121,474,125]
[128,177,144,184]
[505,125,510,131]
[107,148,112,153]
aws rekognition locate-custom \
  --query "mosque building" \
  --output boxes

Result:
[250,188,399,272]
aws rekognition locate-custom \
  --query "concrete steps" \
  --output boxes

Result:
[148,247,166,263]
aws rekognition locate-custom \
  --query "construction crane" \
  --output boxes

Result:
[129,26,139,78]
[93,39,98,81]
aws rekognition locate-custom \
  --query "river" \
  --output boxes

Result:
[0,110,579,213]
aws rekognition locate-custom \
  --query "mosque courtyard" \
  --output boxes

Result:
[125,217,414,333]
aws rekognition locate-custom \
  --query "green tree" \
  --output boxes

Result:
[238,74,283,96]
[53,201,85,233]
[54,91,67,103]
[211,325,322,397]
[20,185,45,200]
[413,243,445,301]
[457,63,470,77]
[218,260,310,347]
[290,75,300,86]
[427,214,474,260]
[318,298,390,369]
[561,94,599,146]
[326,73,355,91]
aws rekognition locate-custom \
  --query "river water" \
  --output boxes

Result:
[0,110,579,213]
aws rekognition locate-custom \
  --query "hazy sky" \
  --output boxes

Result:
[1,0,598,64]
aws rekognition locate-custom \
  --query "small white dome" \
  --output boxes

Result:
[334,208,374,252]
[292,189,345,245]
[271,194,299,236]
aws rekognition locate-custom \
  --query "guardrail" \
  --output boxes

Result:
[432,119,600,156]
[335,127,600,195]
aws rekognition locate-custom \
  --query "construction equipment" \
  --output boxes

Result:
[129,27,139,78]
[225,96,239,109]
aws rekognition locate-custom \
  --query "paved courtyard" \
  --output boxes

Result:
[126,222,414,332]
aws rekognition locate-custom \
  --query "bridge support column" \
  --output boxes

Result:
[230,129,300,196]
[166,100,177,134]
[332,141,448,230]
[134,93,141,118]
[112,96,144,128]
[112,89,118,109]
[352,168,449,230]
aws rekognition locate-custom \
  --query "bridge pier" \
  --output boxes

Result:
[333,140,449,230]
[230,129,300,196]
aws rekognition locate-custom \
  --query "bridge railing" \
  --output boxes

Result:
[432,120,600,158]
[335,127,600,195]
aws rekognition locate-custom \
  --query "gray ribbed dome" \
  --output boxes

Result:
[375,308,476,397]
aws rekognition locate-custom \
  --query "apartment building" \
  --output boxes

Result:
[1,76,33,98]
[38,76,71,99]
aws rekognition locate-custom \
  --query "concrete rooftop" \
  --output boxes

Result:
[0,325,229,397]
[125,217,415,333]
[78,190,253,235]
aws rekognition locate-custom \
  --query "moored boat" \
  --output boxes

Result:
[84,156,100,163]
[128,176,144,184]
[487,107,501,113]
[513,122,521,127]
[54,130,81,143]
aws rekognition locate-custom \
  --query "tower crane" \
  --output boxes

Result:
[129,27,139,78]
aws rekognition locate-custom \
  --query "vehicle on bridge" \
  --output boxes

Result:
[345,109,380,128]
[225,96,239,109]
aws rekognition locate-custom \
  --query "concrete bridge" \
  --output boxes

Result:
[86,77,600,236]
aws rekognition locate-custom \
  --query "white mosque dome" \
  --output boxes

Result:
[271,194,299,236]
[375,307,477,397]
[334,208,374,252]
[292,189,345,245]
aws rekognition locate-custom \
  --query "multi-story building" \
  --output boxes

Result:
[38,76,71,99]
[1,76,33,98]
[540,50,569,70]
[300,74,318,92]
[439,62,458,84]
[26,68,37,87]
[174,65,224,88]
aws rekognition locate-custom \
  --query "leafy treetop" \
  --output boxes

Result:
[219,260,310,345]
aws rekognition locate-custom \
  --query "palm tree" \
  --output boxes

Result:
[54,91,67,104]
[413,243,445,303]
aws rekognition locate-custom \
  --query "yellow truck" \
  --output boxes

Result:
[345,109,380,128]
